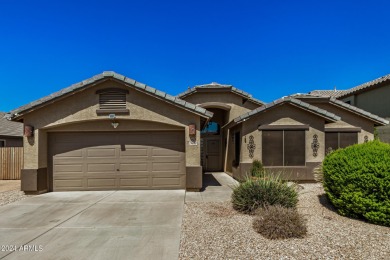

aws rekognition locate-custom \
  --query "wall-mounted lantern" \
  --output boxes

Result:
[188,124,197,145]
[24,125,34,137]
[189,124,196,136]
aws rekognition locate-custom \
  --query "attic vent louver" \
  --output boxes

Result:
[95,88,129,115]
[100,91,126,109]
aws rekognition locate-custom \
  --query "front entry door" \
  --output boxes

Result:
[203,138,222,171]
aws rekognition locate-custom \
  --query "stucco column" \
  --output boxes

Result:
[21,127,48,193]
[185,118,203,190]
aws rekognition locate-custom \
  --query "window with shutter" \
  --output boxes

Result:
[262,130,305,166]
[96,88,129,115]
[325,132,358,153]
[262,131,283,166]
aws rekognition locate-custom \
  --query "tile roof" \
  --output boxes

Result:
[8,71,213,119]
[289,93,327,99]
[0,112,23,137]
[337,73,390,98]
[328,97,389,126]
[177,82,265,105]
[233,97,341,123]
[292,94,389,126]
[308,90,347,98]
[307,73,390,99]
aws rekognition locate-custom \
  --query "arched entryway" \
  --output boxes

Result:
[199,104,230,172]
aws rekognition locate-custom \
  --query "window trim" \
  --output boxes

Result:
[258,124,309,130]
[324,127,361,132]
[96,109,130,115]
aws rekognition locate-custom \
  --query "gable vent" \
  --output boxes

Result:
[97,88,128,110]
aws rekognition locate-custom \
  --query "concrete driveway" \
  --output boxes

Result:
[0,190,185,260]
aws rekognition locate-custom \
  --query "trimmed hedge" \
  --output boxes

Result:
[322,140,390,226]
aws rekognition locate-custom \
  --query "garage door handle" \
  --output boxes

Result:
[116,169,120,171]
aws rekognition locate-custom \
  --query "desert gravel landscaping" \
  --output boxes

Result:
[0,181,31,206]
[179,183,390,259]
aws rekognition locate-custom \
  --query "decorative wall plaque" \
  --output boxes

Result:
[247,135,256,158]
[364,135,369,143]
[311,134,320,157]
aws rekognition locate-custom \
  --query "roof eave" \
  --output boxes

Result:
[227,98,340,128]
[9,76,109,120]
[177,85,265,106]
[287,103,340,122]
[9,72,213,121]
[337,75,390,99]
[329,98,389,126]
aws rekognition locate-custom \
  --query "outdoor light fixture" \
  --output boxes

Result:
[108,114,119,129]
[24,125,34,137]
[188,124,197,145]
[188,124,196,136]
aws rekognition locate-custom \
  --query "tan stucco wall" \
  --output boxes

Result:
[225,101,380,180]
[308,102,375,143]
[22,79,202,169]
[238,104,326,165]
[341,83,390,118]
[47,120,183,132]
[225,104,327,180]
[181,92,260,123]
[377,123,390,143]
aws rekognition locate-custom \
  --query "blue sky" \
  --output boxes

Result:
[1,0,390,112]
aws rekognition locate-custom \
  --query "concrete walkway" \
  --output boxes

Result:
[185,172,238,202]
[0,190,185,260]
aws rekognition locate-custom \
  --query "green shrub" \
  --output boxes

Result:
[250,159,265,178]
[322,140,390,226]
[253,205,307,239]
[231,176,298,214]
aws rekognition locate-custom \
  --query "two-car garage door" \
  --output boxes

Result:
[49,131,186,191]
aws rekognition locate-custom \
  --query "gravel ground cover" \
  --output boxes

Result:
[179,183,390,259]
[0,181,31,206]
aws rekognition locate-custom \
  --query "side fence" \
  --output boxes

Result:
[0,147,23,180]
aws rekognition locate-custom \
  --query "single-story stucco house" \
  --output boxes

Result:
[0,112,23,147]
[6,71,389,194]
